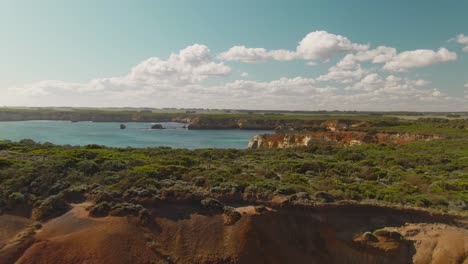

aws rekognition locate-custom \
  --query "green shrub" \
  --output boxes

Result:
[201,198,224,211]
[32,194,70,221]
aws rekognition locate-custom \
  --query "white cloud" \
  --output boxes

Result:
[336,46,397,69]
[296,31,368,60]
[218,46,298,62]
[383,48,457,71]
[347,73,383,91]
[219,31,459,76]
[457,34,468,44]
[127,44,230,85]
[317,64,367,83]
[348,73,430,93]
[2,39,466,111]
[219,30,368,63]
[10,44,231,97]
[451,34,468,52]
[223,77,317,97]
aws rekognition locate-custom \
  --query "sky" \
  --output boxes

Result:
[0,0,467,111]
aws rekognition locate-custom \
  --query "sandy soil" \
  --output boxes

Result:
[0,214,32,248]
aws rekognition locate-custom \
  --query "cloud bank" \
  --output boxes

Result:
[2,31,466,111]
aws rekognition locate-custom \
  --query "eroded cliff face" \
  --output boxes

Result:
[1,202,465,264]
[248,131,441,149]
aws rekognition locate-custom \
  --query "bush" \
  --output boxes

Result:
[314,191,335,203]
[109,202,145,217]
[0,158,13,168]
[32,194,70,221]
[201,198,224,211]
[101,160,127,171]
[8,192,25,206]
[77,160,99,176]
[89,202,111,217]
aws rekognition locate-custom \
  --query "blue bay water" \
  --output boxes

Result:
[0,121,272,149]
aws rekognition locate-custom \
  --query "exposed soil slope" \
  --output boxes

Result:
[1,202,466,264]
[0,214,32,248]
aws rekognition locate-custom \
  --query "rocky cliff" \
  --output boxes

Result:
[248,131,441,149]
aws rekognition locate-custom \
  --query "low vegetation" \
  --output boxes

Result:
[0,117,466,220]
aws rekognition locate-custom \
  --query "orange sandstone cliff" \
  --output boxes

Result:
[248,131,440,149]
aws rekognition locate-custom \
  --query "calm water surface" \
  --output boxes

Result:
[0,121,273,149]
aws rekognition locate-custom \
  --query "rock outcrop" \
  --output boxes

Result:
[248,131,441,149]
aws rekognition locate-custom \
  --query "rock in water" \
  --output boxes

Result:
[151,123,164,129]
[120,124,126,129]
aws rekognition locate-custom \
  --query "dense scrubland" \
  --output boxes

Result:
[0,116,466,221]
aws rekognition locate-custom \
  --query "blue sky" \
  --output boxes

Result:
[0,0,467,110]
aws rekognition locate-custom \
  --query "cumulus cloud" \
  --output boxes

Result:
[2,39,466,111]
[219,74,460,111]
[219,31,459,76]
[219,30,368,63]
[382,48,457,71]
[317,64,367,83]
[218,46,298,62]
[348,73,429,92]
[330,45,456,75]
[296,31,369,60]
[458,34,468,44]
[455,34,468,52]
[336,46,397,69]
[222,77,318,97]
[128,44,230,85]
[10,44,231,96]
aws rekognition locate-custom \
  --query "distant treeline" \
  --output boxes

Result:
[0,108,189,122]
[0,108,431,121]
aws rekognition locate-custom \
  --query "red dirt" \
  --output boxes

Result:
[1,203,466,264]
[0,215,32,248]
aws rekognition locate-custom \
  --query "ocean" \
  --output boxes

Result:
[0,121,273,149]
